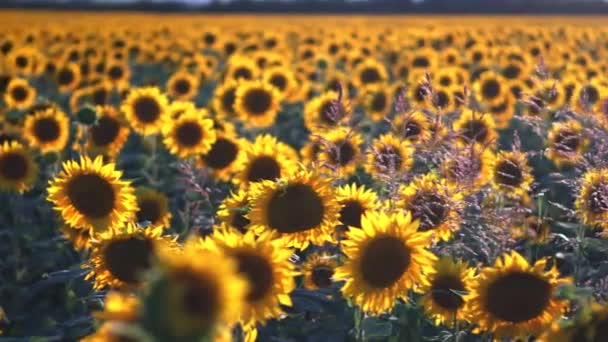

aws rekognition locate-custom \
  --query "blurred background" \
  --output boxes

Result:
[3,0,608,14]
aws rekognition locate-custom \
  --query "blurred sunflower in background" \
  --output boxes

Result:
[234,80,281,128]
[335,183,378,233]
[576,168,608,230]
[4,77,36,109]
[23,106,70,153]
[546,120,588,168]
[0,141,38,193]
[121,87,168,135]
[217,188,251,234]
[135,187,172,230]
[303,252,338,290]
[167,70,199,101]
[85,106,130,159]
[365,133,414,178]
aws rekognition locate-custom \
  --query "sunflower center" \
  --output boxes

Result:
[412,56,430,68]
[175,270,219,327]
[270,74,287,91]
[339,200,364,229]
[57,69,75,86]
[502,65,521,79]
[414,84,426,102]
[133,96,161,123]
[0,152,28,180]
[436,91,450,108]
[16,55,28,68]
[204,32,216,45]
[233,67,252,80]
[311,265,334,288]
[202,137,238,170]
[360,67,381,84]
[402,120,422,139]
[329,140,356,167]
[583,85,599,104]
[103,237,154,284]
[320,100,344,125]
[91,116,120,147]
[173,79,191,95]
[33,118,60,142]
[485,271,552,323]
[431,274,466,310]
[108,65,123,80]
[410,192,448,231]
[92,88,109,106]
[554,129,580,153]
[176,122,203,147]
[220,88,237,115]
[247,156,281,182]
[495,159,523,187]
[371,92,387,112]
[376,146,403,171]
[67,173,115,218]
[360,236,411,288]
[267,183,325,233]
[244,89,272,115]
[588,184,608,214]
[231,210,250,233]
[460,119,488,143]
[11,86,28,102]
[482,79,501,99]
[137,198,161,224]
[439,76,452,87]
[233,251,274,302]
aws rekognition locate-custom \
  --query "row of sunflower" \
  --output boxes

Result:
[2,12,608,341]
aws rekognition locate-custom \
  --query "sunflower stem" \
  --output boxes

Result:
[574,222,586,284]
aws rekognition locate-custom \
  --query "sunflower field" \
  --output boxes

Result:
[3,11,608,341]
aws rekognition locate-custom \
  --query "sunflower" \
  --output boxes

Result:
[335,211,436,315]
[539,302,608,342]
[249,170,340,249]
[303,90,351,133]
[217,189,251,234]
[225,57,259,82]
[467,251,570,339]
[453,109,497,147]
[317,127,363,176]
[352,58,388,89]
[393,110,432,144]
[409,48,437,71]
[167,70,199,101]
[205,229,296,331]
[232,134,297,188]
[574,80,608,113]
[335,182,378,239]
[212,80,240,119]
[85,106,130,159]
[234,80,281,128]
[408,75,430,108]
[365,133,414,177]
[55,63,81,93]
[105,62,130,89]
[490,150,534,200]
[398,173,462,241]
[150,240,246,340]
[263,66,297,100]
[441,145,495,195]
[23,106,70,153]
[4,77,36,110]
[474,72,508,107]
[121,87,168,135]
[135,187,172,230]
[546,120,588,168]
[576,168,608,230]
[94,291,140,323]
[511,215,551,244]
[360,85,392,122]
[427,85,457,112]
[419,257,475,325]
[0,141,38,193]
[198,130,244,181]
[85,223,175,290]
[61,225,93,252]
[303,252,338,290]
[162,111,216,158]
[81,322,142,342]
[47,156,137,234]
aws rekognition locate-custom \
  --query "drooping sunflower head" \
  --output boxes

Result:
[576,168,608,231]
[467,251,570,339]
[234,80,281,128]
[393,110,432,144]
[453,109,497,147]
[85,106,130,158]
[4,77,36,110]
[335,183,379,234]
[85,223,175,290]
[365,133,414,178]
[149,240,246,340]
[121,87,168,136]
[198,130,244,181]
[135,187,172,230]
[303,90,351,133]
[205,229,296,328]
[546,120,588,168]
[0,141,38,193]
[490,150,534,199]
[249,170,340,249]
[361,85,392,121]
[318,127,364,176]
[47,156,137,234]
[162,110,216,158]
[233,134,298,188]
[353,58,388,89]
[441,145,495,194]
[167,70,199,101]
[335,211,437,315]
[217,188,251,234]
[419,256,475,325]
[213,79,240,119]
[23,106,70,153]
[401,171,462,237]
[474,72,507,106]
[303,252,338,290]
